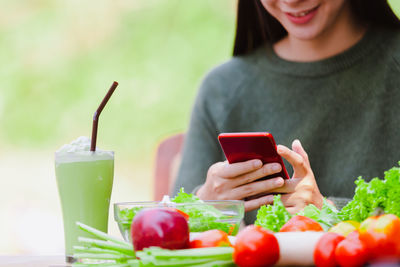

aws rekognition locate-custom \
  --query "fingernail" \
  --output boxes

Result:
[275,178,283,186]
[277,145,283,153]
[253,160,262,168]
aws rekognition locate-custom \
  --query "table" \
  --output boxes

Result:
[0,255,68,267]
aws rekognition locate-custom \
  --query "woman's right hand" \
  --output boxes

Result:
[196,159,285,212]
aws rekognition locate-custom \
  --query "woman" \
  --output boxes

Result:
[173,0,400,225]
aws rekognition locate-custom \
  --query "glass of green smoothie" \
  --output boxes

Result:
[55,136,114,263]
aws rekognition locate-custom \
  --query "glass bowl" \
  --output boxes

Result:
[113,200,244,242]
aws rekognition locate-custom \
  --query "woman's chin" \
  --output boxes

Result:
[285,25,325,41]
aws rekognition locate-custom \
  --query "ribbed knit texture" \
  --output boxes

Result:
[173,26,400,225]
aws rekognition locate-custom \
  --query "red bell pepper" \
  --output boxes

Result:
[189,229,231,248]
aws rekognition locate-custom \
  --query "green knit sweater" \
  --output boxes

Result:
[173,26,400,225]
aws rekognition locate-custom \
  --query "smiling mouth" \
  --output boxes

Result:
[287,6,319,17]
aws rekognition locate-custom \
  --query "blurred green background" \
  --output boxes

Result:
[0,0,236,255]
[0,0,235,159]
[0,0,399,256]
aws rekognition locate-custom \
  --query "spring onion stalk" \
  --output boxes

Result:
[135,247,234,266]
[73,263,130,267]
[73,223,234,267]
[77,237,134,255]
[143,246,233,258]
[77,222,130,247]
[73,253,130,261]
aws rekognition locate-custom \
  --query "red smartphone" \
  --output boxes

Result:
[218,132,289,180]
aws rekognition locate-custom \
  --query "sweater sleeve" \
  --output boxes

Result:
[172,69,225,196]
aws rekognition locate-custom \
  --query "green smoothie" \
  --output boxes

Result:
[55,137,114,262]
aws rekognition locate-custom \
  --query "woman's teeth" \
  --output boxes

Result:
[291,9,313,17]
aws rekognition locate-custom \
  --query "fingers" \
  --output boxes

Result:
[268,177,301,194]
[277,144,308,177]
[211,159,263,178]
[231,162,282,187]
[286,206,300,215]
[230,177,285,200]
[244,194,274,212]
[280,188,313,209]
[291,139,310,167]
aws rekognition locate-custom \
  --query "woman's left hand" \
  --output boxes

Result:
[272,139,324,214]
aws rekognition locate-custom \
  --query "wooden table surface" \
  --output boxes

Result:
[0,255,68,267]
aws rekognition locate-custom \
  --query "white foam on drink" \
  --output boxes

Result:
[55,136,114,164]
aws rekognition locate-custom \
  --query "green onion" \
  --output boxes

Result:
[77,222,130,247]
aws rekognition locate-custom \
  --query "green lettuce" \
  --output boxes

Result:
[254,195,292,232]
[255,194,340,232]
[171,188,203,203]
[172,188,234,234]
[297,198,340,231]
[339,164,400,222]
[119,188,237,235]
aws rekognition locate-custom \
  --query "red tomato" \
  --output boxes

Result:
[189,229,231,248]
[233,225,279,267]
[359,214,400,261]
[280,215,324,232]
[314,232,345,267]
[335,231,369,267]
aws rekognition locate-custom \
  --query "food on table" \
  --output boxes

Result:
[358,213,400,261]
[339,164,400,222]
[254,194,292,232]
[130,208,190,251]
[329,221,360,237]
[134,246,235,267]
[73,163,400,266]
[335,230,369,267]
[314,232,345,267]
[296,198,340,230]
[279,215,324,232]
[189,229,232,248]
[116,189,242,238]
[172,189,240,234]
[275,231,324,266]
[165,207,190,220]
[73,222,235,266]
[233,225,279,267]
[255,194,339,232]
[74,222,135,265]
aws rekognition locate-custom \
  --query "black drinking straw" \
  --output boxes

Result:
[90,81,118,152]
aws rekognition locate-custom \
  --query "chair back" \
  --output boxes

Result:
[153,133,184,201]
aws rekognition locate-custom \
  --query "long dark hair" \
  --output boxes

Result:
[233,0,400,56]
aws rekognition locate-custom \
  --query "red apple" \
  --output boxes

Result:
[131,208,190,251]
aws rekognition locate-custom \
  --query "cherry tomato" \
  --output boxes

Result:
[314,232,345,267]
[189,229,231,248]
[280,215,324,232]
[233,225,279,267]
[335,231,369,267]
[359,214,400,261]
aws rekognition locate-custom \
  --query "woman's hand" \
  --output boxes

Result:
[273,139,323,214]
[196,159,285,212]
